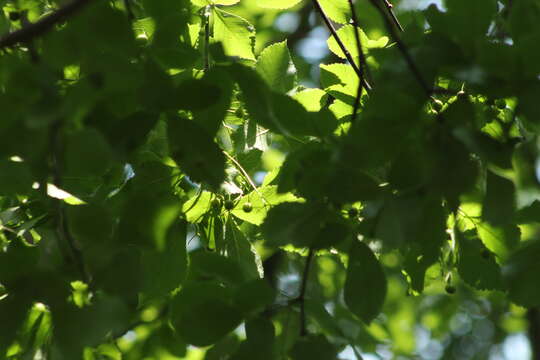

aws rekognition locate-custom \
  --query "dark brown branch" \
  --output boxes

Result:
[347,0,372,121]
[203,6,211,71]
[368,0,432,97]
[311,0,372,91]
[0,0,95,48]
[382,0,404,32]
[528,308,540,360]
[123,0,134,21]
[298,248,315,336]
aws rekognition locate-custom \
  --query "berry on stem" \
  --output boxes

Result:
[224,199,235,210]
[242,202,253,213]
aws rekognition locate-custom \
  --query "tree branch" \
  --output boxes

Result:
[311,0,372,91]
[298,248,315,336]
[347,0,372,121]
[381,0,404,32]
[0,0,95,49]
[528,308,540,360]
[368,0,432,97]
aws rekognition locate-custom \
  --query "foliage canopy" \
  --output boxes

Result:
[0,0,539,359]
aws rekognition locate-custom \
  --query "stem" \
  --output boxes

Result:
[368,0,432,97]
[528,308,540,360]
[223,150,267,205]
[382,0,404,32]
[203,6,211,71]
[0,0,95,48]
[347,0,371,121]
[311,0,372,91]
[299,248,315,336]
[123,0,134,21]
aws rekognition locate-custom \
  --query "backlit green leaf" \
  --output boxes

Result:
[213,8,256,60]
[344,241,387,323]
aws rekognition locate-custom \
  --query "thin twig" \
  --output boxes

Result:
[223,150,268,205]
[368,0,432,97]
[381,0,404,32]
[311,0,372,92]
[0,0,95,48]
[299,248,315,336]
[123,0,134,21]
[203,6,211,71]
[527,308,540,360]
[347,0,371,121]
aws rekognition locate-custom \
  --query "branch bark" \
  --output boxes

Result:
[311,0,372,91]
[0,0,95,49]
[347,0,372,121]
[528,308,540,360]
[368,0,432,97]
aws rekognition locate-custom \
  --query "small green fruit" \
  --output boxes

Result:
[234,108,244,119]
[432,99,444,112]
[495,99,506,109]
[211,198,222,211]
[445,285,456,294]
[224,200,235,210]
[242,202,253,213]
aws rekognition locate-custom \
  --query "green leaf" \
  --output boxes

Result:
[53,295,130,358]
[141,220,188,300]
[213,8,256,60]
[183,191,213,223]
[234,279,275,315]
[88,110,160,156]
[94,247,142,302]
[192,0,240,5]
[515,200,540,224]
[231,185,298,225]
[173,78,223,111]
[482,171,516,226]
[327,25,388,59]
[188,249,247,285]
[230,64,337,137]
[256,0,303,9]
[344,241,387,323]
[319,0,350,24]
[224,217,263,279]
[261,202,324,248]
[67,204,114,250]
[292,88,328,112]
[0,160,33,195]
[256,41,296,93]
[477,223,520,262]
[503,239,540,307]
[63,129,113,179]
[0,296,32,351]
[457,229,503,291]
[193,68,234,136]
[168,116,226,189]
[401,197,447,292]
[170,281,243,346]
[233,317,276,360]
[118,191,182,249]
[270,93,338,137]
[289,334,337,360]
